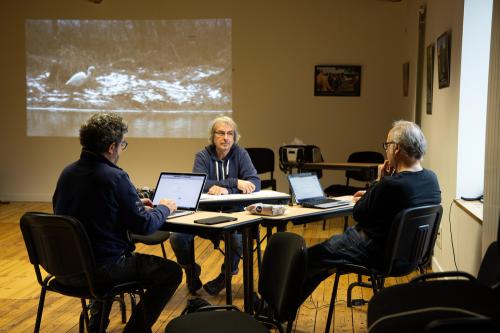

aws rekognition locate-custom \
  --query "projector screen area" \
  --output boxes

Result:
[26,19,232,138]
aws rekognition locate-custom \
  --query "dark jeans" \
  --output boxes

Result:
[300,226,379,304]
[60,253,182,333]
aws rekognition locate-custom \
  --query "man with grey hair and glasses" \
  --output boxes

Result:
[170,116,261,296]
[298,120,441,303]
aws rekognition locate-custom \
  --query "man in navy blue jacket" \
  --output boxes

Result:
[53,112,182,333]
[170,116,261,296]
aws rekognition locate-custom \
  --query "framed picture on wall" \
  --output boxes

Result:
[426,43,435,114]
[314,65,361,96]
[402,62,410,97]
[437,30,451,89]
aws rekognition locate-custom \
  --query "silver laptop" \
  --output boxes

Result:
[287,173,350,209]
[152,172,207,218]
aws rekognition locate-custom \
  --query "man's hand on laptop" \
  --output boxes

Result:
[158,199,177,213]
[352,190,366,203]
[237,180,255,194]
[141,198,153,210]
[208,185,229,195]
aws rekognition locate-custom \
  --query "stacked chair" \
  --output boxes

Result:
[367,217,500,333]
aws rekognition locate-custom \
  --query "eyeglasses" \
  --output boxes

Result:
[120,140,128,150]
[382,141,397,150]
[214,130,234,137]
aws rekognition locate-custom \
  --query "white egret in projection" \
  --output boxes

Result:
[65,66,95,87]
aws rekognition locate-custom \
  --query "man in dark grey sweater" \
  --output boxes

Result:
[300,120,441,303]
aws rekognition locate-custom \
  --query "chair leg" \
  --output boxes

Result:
[285,320,293,333]
[256,235,263,274]
[118,294,127,323]
[346,274,361,307]
[160,242,167,259]
[325,271,341,333]
[80,299,90,333]
[129,293,137,311]
[376,277,385,291]
[99,300,112,333]
[343,216,349,231]
[79,312,85,333]
[34,287,47,333]
[347,274,372,307]
[369,276,385,295]
[266,226,273,241]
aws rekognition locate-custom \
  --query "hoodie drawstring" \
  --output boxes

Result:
[215,160,230,181]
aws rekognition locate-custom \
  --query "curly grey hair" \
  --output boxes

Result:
[390,120,427,160]
[80,112,128,153]
[208,116,241,145]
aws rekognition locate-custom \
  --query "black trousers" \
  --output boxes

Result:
[62,252,182,333]
[97,252,182,332]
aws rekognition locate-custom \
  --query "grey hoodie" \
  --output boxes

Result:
[192,144,261,194]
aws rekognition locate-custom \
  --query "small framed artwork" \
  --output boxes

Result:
[437,30,451,89]
[314,65,361,96]
[402,62,409,97]
[426,43,435,114]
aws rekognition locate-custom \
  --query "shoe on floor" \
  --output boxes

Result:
[185,263,202,295]
[252,292,272,317]
[203,273,227,296]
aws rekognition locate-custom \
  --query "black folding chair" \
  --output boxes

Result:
[367,220,500,333]
[20,212,149,333]
[131,230,170,259]
[165,232,307,333]
[246,147,277,191]
[325,204,443,333]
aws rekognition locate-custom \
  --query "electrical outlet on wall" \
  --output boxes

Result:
[435,228,442,249]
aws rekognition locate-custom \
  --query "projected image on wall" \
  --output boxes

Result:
[26,19,232,138]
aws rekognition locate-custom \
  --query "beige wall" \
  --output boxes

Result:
[405,0,466,272]
[0,0,409,201]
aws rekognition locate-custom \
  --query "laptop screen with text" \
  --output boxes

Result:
[152,172,206,210]
[288,173,325,203]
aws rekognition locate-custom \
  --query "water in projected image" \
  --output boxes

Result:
[25,19,232,138]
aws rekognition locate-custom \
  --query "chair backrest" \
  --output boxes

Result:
[20,212,99,293]
[258,232,307,323]
[346,151,385,183]
[383,205,443,276]
[246,147,276,190]
[478,218,500,288]
[477,241,500,288]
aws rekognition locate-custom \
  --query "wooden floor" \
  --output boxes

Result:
[0,202,422,333]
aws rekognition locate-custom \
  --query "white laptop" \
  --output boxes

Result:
[287,173,350,209]
[152,172,207,218]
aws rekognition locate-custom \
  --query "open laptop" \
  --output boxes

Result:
[287,173,351,209]
[152,172,207,218]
